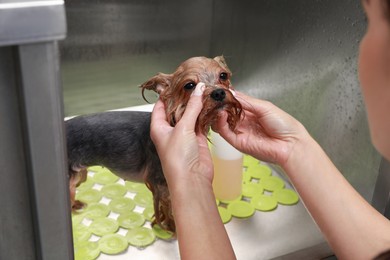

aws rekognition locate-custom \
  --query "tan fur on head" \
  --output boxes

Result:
[140,56,242,135]
[140,56,242,232]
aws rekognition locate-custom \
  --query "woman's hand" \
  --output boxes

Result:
[150,83,236,260]
[150,83,214,191]
[213,91,309,167]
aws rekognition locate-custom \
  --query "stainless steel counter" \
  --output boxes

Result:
[97,105,333,260]
[100,200,331,260]
[98,172,332,260]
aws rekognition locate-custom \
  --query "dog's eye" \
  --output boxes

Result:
[219,72,228,81]
[184,82,196,90]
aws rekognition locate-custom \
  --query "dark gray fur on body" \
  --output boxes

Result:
[66,111,164,185]
[66,111,172,230]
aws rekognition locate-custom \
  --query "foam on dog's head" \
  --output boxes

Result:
[140,56,242,134]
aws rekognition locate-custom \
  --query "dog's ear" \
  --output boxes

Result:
[140,73,172,102]
[213,56,232,74]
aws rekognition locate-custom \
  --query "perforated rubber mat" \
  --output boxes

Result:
[72,155,299,259]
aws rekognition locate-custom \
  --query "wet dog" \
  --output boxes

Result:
[66,56,242,233]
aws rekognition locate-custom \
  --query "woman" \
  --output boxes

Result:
[150,0,390,258]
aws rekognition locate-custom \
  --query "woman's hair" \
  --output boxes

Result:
[374,249,390,260]
[382,0,390,21]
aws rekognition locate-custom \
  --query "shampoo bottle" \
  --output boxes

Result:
[211,131,243,201]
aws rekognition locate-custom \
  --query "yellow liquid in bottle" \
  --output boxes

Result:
[212,155,243,201]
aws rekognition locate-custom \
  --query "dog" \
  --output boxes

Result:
[66,56,242,233]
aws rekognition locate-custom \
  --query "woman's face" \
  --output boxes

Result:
[358,0,390,159]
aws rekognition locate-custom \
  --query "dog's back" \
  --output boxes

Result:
[66,111,158,182]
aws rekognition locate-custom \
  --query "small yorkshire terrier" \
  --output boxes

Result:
[66,56,242,233]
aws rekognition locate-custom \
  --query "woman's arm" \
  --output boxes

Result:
[169,172,235,260]
[284,130,390,259]
[151,83,236,260]
[215,91,390,258]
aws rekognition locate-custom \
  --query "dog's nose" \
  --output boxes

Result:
[210,89,226,102]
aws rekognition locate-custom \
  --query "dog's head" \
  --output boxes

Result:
[140,56,242,134]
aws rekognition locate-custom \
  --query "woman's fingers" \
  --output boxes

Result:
[179,83,205,131]
[150,99,172,146]
[151,99,168,126]
[234,91,273,115]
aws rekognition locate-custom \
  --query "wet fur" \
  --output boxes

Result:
[67,56,242,233]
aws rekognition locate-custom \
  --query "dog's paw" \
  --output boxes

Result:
[72,200,86,210]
